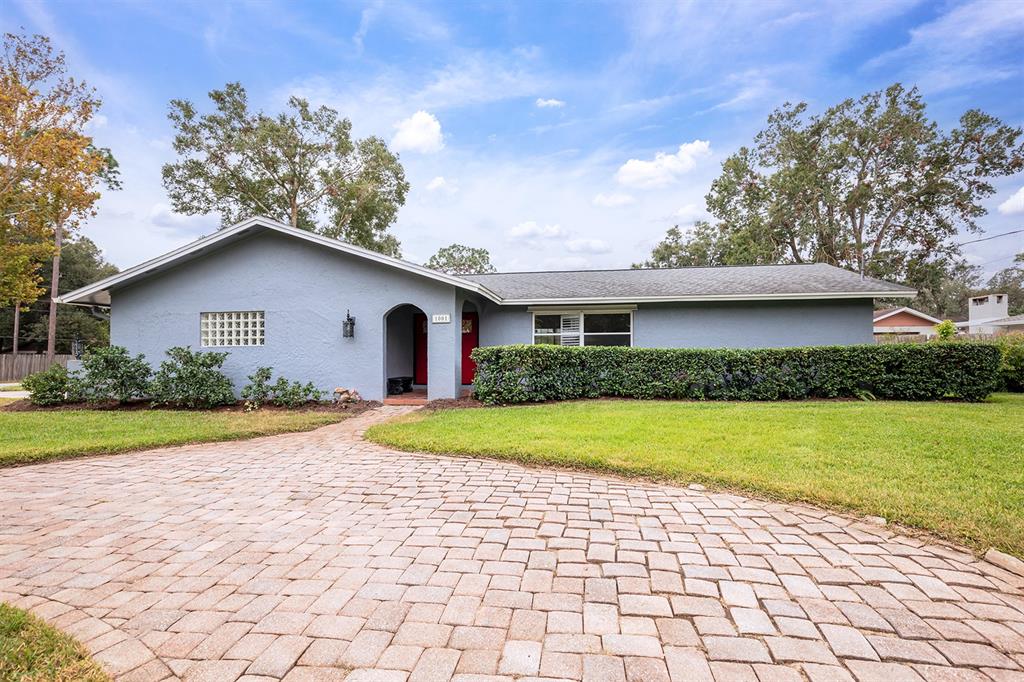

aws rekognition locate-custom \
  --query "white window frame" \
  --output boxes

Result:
[529,307,634,347]
[200,311,265,347]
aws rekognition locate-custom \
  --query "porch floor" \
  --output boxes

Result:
[382,387,474,406]
[383,388,427,406]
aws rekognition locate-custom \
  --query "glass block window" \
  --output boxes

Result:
[200,311,265,347]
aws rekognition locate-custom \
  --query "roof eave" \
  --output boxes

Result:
[500,290,916,306]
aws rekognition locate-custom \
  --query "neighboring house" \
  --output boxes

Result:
[872,306,943,338]
[988,314,1024,334]
[57,216,916,401]
[955,293,1015,334]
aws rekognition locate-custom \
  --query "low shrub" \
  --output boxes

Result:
[471,343,1002,404]
[79,345,151,403]
[996,333,1024,392]
[149,346,236,408]
[269,377,321,408]
[241,367,274,410]
[22,365,83,406]
[241,367,322,409]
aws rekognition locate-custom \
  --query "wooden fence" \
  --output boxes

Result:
[0,354,72,382]
[874,332,998,344]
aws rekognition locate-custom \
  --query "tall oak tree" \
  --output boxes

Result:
[162,82,409,256]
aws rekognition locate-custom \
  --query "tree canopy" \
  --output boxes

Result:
[162,82,409,256]
[425,243,497,275]
[1,32,115,307]
[981,253,1024,317]
[1,236,117,352]
[636,84,1024,311]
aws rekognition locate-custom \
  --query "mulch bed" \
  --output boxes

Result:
[422,396,485,410]
[1,398,381,415]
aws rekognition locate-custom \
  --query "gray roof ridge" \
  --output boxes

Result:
[465,262,834,277]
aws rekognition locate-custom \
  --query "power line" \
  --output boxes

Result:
[977,254,1018,267]
[957,228,1024,246]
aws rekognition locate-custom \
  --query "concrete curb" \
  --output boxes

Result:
[985,547,1024,578]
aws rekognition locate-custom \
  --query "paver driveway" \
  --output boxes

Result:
[2,407,1024,682]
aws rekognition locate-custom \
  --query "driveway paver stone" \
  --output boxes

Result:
[2,406,1024,681]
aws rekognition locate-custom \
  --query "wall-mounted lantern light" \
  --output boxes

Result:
[342,310,356,338]
[71,337,84,359]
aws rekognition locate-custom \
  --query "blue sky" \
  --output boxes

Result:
[4,0,1024,278]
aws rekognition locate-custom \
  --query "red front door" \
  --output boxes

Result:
[462,312,479,384]
[413,313,428,385]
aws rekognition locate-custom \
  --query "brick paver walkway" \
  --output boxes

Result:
[2,407,1023,681]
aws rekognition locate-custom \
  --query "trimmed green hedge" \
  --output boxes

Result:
[470,343,1002,404]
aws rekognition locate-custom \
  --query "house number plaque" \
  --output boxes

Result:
[431,314,451,324]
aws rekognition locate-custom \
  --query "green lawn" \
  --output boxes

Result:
[0,408,345,467]
[367,394,1024,556]
[0,603,108,682]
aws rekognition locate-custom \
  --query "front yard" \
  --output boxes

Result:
[0,603,108,681]
[0,407,346,467]
[367,394,1024,556]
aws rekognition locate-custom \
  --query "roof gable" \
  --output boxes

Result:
[57,216,501,306]
[872,307,942,325]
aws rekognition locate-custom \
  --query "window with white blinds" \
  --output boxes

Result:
[532,311,632,346]
[200,311,265,347]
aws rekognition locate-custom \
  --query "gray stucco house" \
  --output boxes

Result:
[58,216,916,401]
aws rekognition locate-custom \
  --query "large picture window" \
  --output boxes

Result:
[200,311,265,347]
[532,311,632,346]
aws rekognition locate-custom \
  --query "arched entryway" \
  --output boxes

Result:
[384,304,427,400]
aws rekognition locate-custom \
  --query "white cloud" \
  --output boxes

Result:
[391,111,445,153]
[673,203,707,222]
[593,192,635,208]
[85,114,108,131]
[352,0,451,53]
[615,140,712,189]
[705,69,778,112]
[536,97,566,108]
[508,221,566,239]
[425,176,458,193]
[865,0,1024,92]
[998,186,1024,215]
[565,238,611,254]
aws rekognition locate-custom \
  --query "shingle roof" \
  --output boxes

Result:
[461,263,915,303]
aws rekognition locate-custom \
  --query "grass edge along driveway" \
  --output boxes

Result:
[0,603,109,682]
[367,394,1024,557]
[0,408,345,467]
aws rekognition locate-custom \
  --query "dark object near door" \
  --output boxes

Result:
[387,378,404,395]
[399,376,414,392]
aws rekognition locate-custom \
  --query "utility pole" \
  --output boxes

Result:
[12,302,20,354]
[45,218,64,361]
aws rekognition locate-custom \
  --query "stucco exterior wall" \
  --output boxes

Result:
[478,299,873,348]
[478,304,532,346]
[634,299,873,347]
[110,230,462,401]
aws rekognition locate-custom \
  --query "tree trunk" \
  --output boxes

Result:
[290,198,298,227]
[12,302,20,354]
[45,219,63,361]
